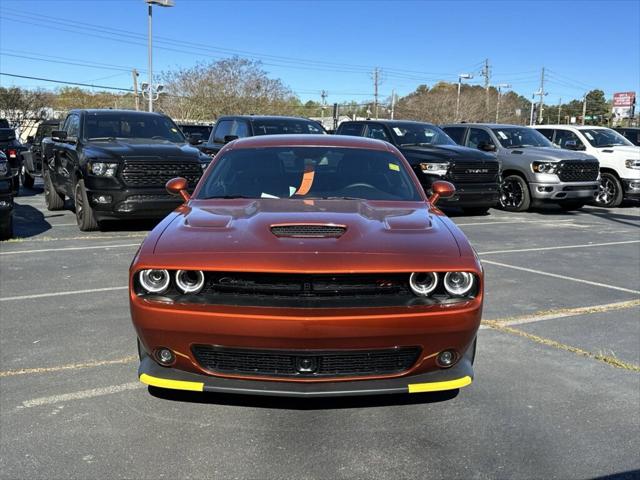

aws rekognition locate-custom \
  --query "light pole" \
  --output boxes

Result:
[146,0,174,112]
[456,73,473,122]
[495,83,511,123]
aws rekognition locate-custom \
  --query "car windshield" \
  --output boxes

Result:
[491,127,552,148]
[197,146,422,201]
[389,123,455,146]
[180,125,212,138]
[252,119,325,135]
[84,113,186,143]
[581,129,633,147]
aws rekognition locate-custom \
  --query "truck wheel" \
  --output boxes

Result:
[20,166,35,189]
[559,201,586,211]
[595,172,623,208]
[11,176,20,196]
[44,170,65,211]
[74,179,99,231]
[0,215,13,241]
[500,175,531,212]
[462,207,490,215]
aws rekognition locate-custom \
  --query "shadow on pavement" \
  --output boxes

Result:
[591,470,640,480]
[148,386,459,409]
[12,202,52,238]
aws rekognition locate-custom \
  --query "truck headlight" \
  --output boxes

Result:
[625,159,640,170]
[0,161,7,176]
[532,161,559,174]
[90,162,118,177]
[443,272,475,296]
[139,269,170,294]
[420,162,449,176]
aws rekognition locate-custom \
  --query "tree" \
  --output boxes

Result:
[0,87,54,132]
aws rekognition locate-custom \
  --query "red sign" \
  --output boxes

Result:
[613,92,636,107]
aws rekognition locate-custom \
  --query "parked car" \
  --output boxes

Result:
[535,125,640,207]
[336,120,501,214]
[0,151,14,240]
[0,127,26,195]
[21,119,61,188]
[0,119,9,128]
[131,134,482,397]
[176,122,213,150]
[442,123,600,211]
[614,127,640,146]
[199,115,326,157]
[41,109,212,231]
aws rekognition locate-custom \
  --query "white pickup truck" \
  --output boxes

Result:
[536,125,640,207]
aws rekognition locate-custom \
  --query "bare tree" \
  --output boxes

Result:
[0,87,54,133]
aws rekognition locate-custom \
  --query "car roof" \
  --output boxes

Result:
[441,123,526,128]
[218,115,319,122]
[70,109,168,117]
[341,119,436,127]
[227,134,393,151]
[536,125,611,130]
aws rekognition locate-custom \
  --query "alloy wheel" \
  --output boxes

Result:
[500,178,523,209]
[595,177,615,206]
[75,183,84,224]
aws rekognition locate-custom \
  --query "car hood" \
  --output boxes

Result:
[596,145,640,157]
[399,144,496,164]
[502,146,596,162]
[148,199,463,272]
[84,139,203,161]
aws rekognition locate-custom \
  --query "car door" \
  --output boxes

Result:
[465,127,495,151]
[56,114,80,194]
[554,129,586,151]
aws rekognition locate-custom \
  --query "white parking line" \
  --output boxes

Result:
[20,382,143,408]
[0,286,128,302]
[478,240,640,255]
[482,259,640,294]
[0,243,140,255]
[457,219,576,227]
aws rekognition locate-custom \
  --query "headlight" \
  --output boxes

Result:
[420,162,449,176]
[0,161,7,176]
[531,162,559,174]
[90,162,118,177]
[443,272,475,296]
[625,159,640,170]
[175,270,205,294]
[139,269,170,293]
[409,272,438,296]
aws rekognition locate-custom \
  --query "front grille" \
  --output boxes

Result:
[270,224,346,238]
[192,346,421,377]
[121,160,202,188]
[558,161,599,182]
[125,194,176,201]
[449,162,499,183]
[204,273,410,297]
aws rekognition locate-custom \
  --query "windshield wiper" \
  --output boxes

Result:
[88,137,117,141]
[401,142,434,147]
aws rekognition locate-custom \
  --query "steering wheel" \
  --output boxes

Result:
[344,182,376,190]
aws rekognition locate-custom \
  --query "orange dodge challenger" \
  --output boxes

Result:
[130,134,483,397]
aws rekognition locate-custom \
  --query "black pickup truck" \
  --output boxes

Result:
[199,115,326,157]
[0,151,13,239]
[21,119,60,188]
[335,120,501,214]
[0,127,26,195]
[42,109,211,231]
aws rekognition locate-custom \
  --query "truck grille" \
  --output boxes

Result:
[191,346,421,377]
[558,161,599,182]
[449,162,499,183]
[121,160,202,188]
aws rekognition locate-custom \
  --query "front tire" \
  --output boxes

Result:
[20,166,35,189]
[44,170,65,210]
[0,215,13,240]
[595,172,623,208]
[500,175,531,212]
[74,179,99,231]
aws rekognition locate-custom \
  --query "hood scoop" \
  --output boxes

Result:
[270,224,346,238]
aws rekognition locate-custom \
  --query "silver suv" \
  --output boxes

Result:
[441,124,600,211]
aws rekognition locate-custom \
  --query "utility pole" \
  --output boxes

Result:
[372,68,380,119]
[147,3,153,112]
[132,69,140,111]
[529,94,536,126]
[581,93,587,125]
[495,83,511,123]
[320,90,328,128]
[557,97,561,124]
[390,89,396,120]
[537,67,545,124]
[481,58,491,119]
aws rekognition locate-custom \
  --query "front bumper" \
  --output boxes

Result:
[529,181,599,200]
[138,341,475,397]
[85,186,183,220]
[439,182,501,207]
[622,178,640,198]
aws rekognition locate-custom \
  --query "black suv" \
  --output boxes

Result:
[614,127,639,146]
[21,119,61,188]
[42,109,211,231]
[0,151,13,239]
[0,127,26,195]
[335,120,501,214]
[200,115,326,157]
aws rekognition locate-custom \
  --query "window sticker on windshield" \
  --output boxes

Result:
[171,128,178,132]
[261,192,279,199]
[393,128,404,136]
[389,163,400,172]
[584,132,594,140]
[497,131,508,140]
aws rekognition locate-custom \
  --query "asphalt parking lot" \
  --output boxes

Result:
[1,183,639,480]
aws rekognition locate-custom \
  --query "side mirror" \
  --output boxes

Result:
[223,135,239,144]
[428,180,456,205]
[479,142,496,152]
[51,130,67,141]
[166,177,191,202]
[564,140,585,151]
[188,133,203,145]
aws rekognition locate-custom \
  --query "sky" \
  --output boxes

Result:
[0,0,639,107]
